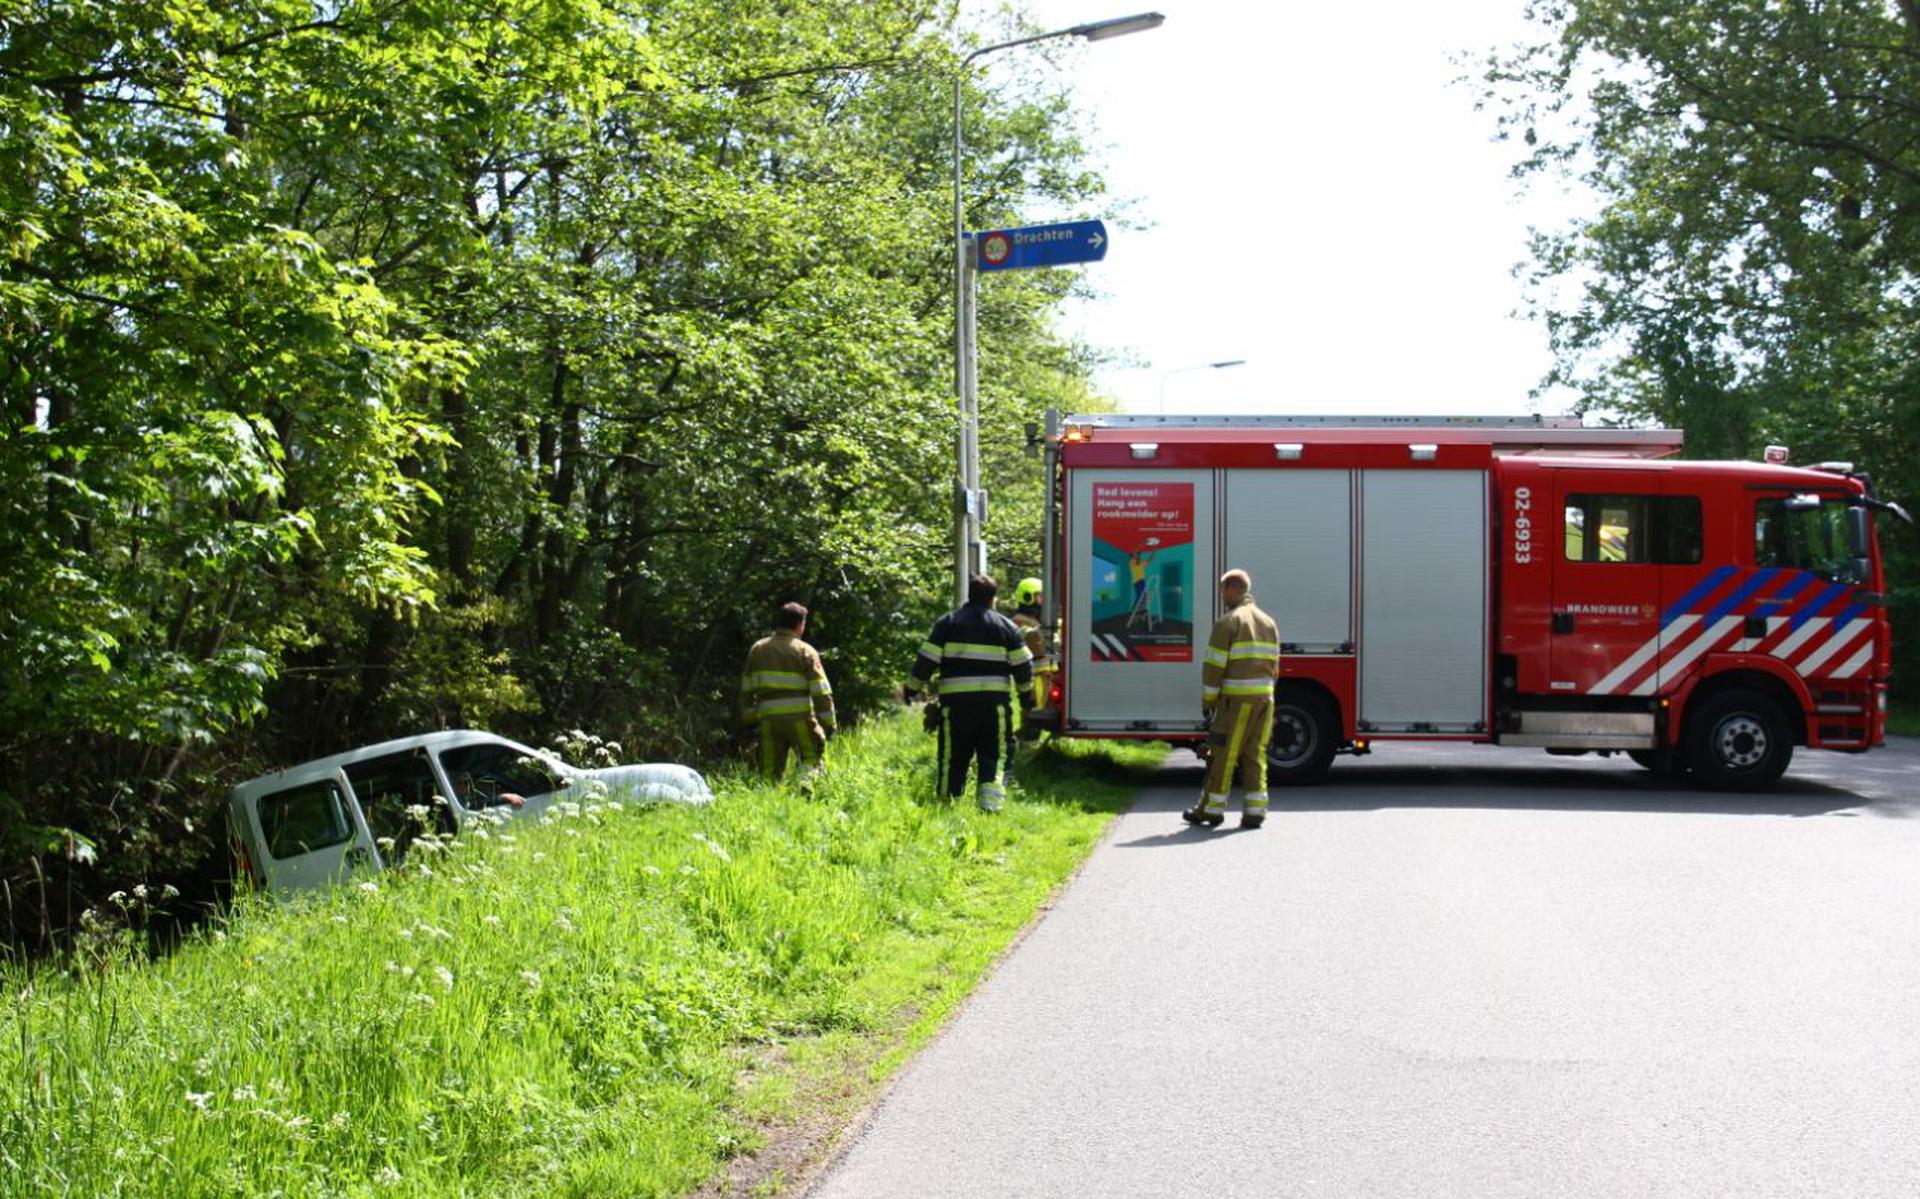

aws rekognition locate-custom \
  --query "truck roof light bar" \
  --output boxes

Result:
[1274,443,1303,460]
[1409,444,1438,461]
[1811,461,1855,474]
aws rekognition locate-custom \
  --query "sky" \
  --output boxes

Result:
[994,0,1591,417]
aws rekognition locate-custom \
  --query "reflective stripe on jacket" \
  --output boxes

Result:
[908,602,1033,706]
[741,632,835,726]
[1201,595,1280,704]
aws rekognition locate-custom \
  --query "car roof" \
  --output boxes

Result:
[228,730,541,799]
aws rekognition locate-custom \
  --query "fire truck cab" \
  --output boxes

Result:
[1038,412,1907,790]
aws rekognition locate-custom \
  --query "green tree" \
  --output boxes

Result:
[0,0,1115,946]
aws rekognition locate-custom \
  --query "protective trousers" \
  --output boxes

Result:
[939,700,1014,809]
[760,715,825,779]
[1200,696,1271,817]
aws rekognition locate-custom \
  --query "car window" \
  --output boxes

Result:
[438,742,565,808]
[343,749,452,860]
[258,780,354,860]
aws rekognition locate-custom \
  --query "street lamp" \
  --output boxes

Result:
[1158,359,1247,412]
[952,12,1165,605]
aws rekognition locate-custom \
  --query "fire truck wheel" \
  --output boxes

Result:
[1267,690,1338,785]
[1686,689,1793,790]
[1627,748,1687,778]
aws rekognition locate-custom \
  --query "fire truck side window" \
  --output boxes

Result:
[1564,494,1702,565]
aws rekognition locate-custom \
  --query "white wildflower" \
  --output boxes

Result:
[410,992,434,1006]
[433,966,454,991]
[482,915,502,927]
[329,1111,351,1131]
[553,911,575,934]
[161,884,179,900]
[193,1056,213,1078]
[107,890,129,907]
[357,881,379,895]
[420,924,452,942]
[132,884,150,900]
[692,833,732,863]
[231,1086,256,1103]
[520,969,541,991]
[532,851,547,863]
[185,1091,212,1111]
[373,1165,402,1186]
[397,927,413,940]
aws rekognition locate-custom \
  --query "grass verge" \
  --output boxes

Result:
[1889,701,1920,738]
[1,711,1163,1198]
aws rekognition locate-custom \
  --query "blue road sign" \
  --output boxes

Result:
[972,219,1108,272]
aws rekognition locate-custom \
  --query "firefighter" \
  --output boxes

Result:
[1183,568,1281,829]
[1010,576,1054,714]
[741,601,835,780]
[907,573,1034,811]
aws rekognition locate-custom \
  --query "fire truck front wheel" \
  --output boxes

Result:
[1268,689,1339,786]
[1686,689,1793,791]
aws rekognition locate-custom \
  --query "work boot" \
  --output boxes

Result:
[1241,793,1268,830]
[977,782,1006,813]
[1181,802,1223,828]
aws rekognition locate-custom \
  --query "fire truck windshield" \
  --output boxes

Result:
[1755,496,1869,584]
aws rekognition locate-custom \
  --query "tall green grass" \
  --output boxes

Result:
[1,713,1162,1197]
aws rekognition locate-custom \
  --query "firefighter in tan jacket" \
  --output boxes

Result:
[1183,569,1281,829]
[741,602,835,779]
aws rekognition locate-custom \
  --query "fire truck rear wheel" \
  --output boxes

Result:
[1268,690,1338,786]
[1686,688,1793,791]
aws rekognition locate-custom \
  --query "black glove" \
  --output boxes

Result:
[922,702,942,734]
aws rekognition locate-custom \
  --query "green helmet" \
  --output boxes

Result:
[1013,577,1043,606]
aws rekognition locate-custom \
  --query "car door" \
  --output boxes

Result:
[250,769,377,894]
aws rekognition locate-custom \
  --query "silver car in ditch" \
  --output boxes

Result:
[227,730,710,894]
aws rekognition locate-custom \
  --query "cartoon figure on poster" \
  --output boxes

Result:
[1089,482,1194,661]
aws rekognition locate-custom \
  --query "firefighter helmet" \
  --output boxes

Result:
[1014,577,1043,606]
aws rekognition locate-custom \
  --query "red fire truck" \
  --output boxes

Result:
[1035,413,1909,789]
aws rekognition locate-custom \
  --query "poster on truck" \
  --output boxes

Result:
[1089,482,1195,661]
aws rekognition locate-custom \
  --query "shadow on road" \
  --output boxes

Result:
[1109,755,1906,844]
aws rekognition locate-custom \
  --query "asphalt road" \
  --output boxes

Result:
[809,737,1920,1199]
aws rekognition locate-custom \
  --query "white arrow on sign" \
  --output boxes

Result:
[1087,232,1105,249]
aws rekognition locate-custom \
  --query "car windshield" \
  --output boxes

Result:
[1755,497,1865,584]
[438,741,571,808]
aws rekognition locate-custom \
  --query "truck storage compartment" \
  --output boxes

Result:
[1358,470,1489,732]
[1224,469,1353,653]
[1065,469,1214,731]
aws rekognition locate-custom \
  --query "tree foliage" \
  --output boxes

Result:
[1481,0,1920,688]
[0,0,1110,947]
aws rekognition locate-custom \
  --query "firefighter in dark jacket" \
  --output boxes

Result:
[907,574,1034,811]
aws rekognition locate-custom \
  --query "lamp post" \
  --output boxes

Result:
[1158,359,1247,412]
[952,12,1165,604]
